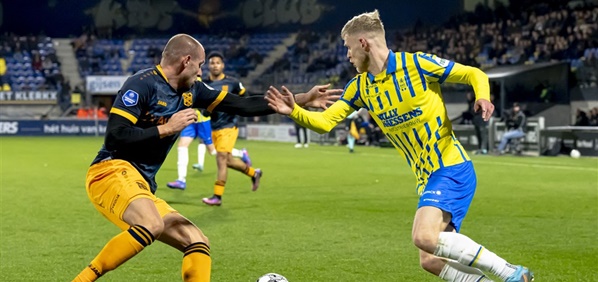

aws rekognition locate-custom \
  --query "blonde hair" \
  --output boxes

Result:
[341,10,385,39]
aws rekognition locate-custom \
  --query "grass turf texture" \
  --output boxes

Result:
[1,136,597,281]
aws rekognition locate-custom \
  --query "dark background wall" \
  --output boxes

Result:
[0,0,463,37]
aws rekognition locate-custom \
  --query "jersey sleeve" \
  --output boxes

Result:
[339,77,365,111]
[192,81,228,113]
[289,100,354,134]
[413,52,455,84]
[109,77,151,124]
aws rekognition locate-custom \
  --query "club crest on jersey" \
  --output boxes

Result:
[183,92,193,107]
[122,90,139,106]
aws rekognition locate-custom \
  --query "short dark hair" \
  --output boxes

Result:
[207,51,225,62]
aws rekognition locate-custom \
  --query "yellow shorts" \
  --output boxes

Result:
[85,159,177,230]
[212,127,238,153]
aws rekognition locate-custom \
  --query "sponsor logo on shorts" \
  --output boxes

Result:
[422,190,442,196]
[136,181,149,191]
[423,198,439,202]
[110,194,120,214]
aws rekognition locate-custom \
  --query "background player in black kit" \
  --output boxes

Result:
[201,51,260,206]
[73,34,340,282]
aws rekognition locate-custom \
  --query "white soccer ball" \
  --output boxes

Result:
[570,149,581,159]
[256,273,289,282]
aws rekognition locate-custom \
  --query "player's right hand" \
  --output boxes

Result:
[265,86,296,115]
[167,108,198,133]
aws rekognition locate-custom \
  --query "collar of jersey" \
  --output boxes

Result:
[209,73,226,81]
[367,50,396,84]
[155,65,180,93]
[155,65,169,82]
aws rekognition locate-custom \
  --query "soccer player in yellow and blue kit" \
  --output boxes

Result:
[266,10,534,282]
[73,34,339,282]
[166,109,214,190]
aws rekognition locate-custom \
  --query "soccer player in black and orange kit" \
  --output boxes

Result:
[201,51,258,206]
[73,34,340,282]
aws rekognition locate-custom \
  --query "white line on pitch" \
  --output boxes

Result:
[310,148,597,172]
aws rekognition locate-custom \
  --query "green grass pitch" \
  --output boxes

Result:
[1,136,597,281]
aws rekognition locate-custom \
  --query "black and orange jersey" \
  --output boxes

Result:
[204,74,246,130]
[91,65,271,193]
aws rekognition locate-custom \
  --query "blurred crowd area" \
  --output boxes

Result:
[0,34,64,91]
[0,0,596,119]
[574,106,598,126]
[70,28,269,79]
[266,1,598,89]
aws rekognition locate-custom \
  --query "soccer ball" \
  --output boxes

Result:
[256,273,289,282]
[570,149,581,159]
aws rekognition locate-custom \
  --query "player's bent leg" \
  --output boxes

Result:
[412,209,494,282]
[76,161,163,281]
[74,198,162,281]
[412,206,450,253]
[159,213,211,282]
[122,197,165,236]
[203,153,228,206]
[225,153,261,191]
[225,152,249,171]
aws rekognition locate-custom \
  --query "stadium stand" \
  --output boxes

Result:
[261,1,597,92]
[0,35,63,91]
[1,0,595,133]
[72,33,289,79]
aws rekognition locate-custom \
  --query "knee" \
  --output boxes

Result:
[199,233,210,246]
[216,153,227,162]
[412,232,438,254]
[168,216,210,249]
[142,217,165,238]
[225,157,235,166]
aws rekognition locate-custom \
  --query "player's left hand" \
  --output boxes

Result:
[474,98,495,121]
[300,83,342,110]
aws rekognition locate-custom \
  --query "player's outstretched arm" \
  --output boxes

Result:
[213,94,275,117]
[294,83,342,110]
[266,86,353,134]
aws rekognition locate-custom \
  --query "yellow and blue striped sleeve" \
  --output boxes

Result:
[339,77,365,111]
[413,52,455,84]
[289,101,354,134]
[443,63,490,101]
